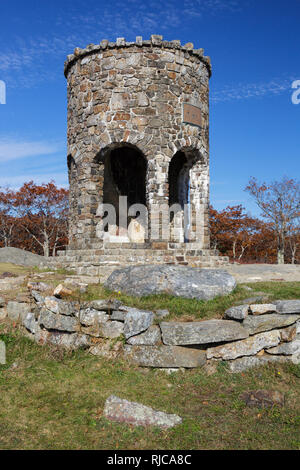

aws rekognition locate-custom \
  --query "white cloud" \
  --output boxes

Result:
[212,77,295,103]
[0,139,62,162]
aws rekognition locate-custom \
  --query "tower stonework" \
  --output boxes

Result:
[58,35,229,276]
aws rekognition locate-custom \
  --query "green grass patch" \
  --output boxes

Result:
[77,281,300,321]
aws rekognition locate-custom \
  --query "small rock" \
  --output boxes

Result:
[0,308,7,320]
[249,304,277,315]
[77,308,109,326]
[266,336,300,355]
[110,310,127,321]
[280,325,297,342]
[0,341,6,364]
[123,308,154,339]
[127,325,161,345]
[90,299,122,311]
[53,284,73,298]
[240,390,284,408]
[0,297,6,307]
[31,290,45,304]
[155,309,170,320]
[225,305,249,320]
[100,321,124,338]
[23,312,38,334]
[103,395,182,428]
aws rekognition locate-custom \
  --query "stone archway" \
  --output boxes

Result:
[98,143,147,241]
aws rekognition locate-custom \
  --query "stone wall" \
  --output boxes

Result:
[2,288,300,373]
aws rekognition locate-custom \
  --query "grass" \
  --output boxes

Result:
[0,263,29,276]
[0,322,299,450]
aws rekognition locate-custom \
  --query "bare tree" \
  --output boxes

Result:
[245,177,300,264]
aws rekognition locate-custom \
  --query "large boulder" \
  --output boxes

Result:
[105,265,236,300]
[0,247,47,267]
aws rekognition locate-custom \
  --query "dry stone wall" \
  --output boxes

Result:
[2,287,300,374]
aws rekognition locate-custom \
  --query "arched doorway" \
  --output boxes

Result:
[101,144,147,240]
[168,150,193,242]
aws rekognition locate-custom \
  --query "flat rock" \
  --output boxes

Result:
[225,305,249,320]
[90,299,122,311]
[105,265,236,300]
[123,308,154,339]
[207,330,281,360]
[38,308,78,333]
[103,395,182,428]
[275,300,300,314]
[160,320,248,346]
[44,297,78,316]
[77,308,109,326]
[100,321,124,338]
[266,335,300,355]
[242,314,300,335]
[124,345,206,368]
[240,390,285,408]
[249,304,277,315]
[127,325,161,345]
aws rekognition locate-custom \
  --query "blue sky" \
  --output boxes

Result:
[0,0,299,217]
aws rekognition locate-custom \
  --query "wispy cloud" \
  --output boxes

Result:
[0,173,68,190]
[0,139,62,162]
[212,77,296,103]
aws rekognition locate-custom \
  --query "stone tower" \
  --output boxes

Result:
[60,35,228,275]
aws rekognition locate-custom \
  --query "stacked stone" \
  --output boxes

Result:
[2,288,300,373]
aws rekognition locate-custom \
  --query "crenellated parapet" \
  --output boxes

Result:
[64,34,211,78]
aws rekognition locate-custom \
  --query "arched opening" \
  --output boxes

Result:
[168,150,195,242]
[168,150,190,209]
[99,144,147,240]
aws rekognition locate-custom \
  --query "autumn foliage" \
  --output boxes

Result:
[0,179,299,264]
[0,181,68,256]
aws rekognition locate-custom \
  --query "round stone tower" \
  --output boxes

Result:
[61,35,228,274]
